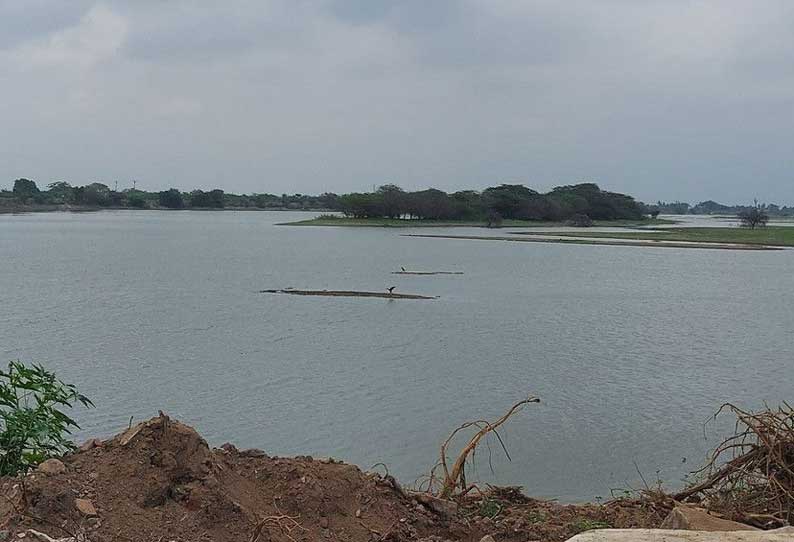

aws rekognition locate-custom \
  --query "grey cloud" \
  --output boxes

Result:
[117,1,309,62]
[1,1,794,204]
[325,0,460,32]
[0,0,91,49]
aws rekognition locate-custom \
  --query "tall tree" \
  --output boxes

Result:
[12,178,40,204]
[158,188,185,209]
[47,181,74,204]
[739,200,768,229]
[376,184,406,218]
[75,183,111,206]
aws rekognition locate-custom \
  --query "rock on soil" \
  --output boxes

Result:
[79,439,102,452]
[74,498,97,517]
[661,506,759,532]
[36,459,66,476]
[0,414,664,542]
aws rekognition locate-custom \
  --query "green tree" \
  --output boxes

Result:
[406,189,453,220]
[190,190,208,207]
[548,189,589,218]
[252,193,280,208]
[158,188,185,209]
[739,201,768,229]
[339,192,380,218]
[550,183,643,220]
[318,192,340,210]
[190,189,225,208]
[75,183,111,206]
[208,189,225,208]
[12,178,41,204]
[126,193,147,208]
[46,181,74,204]
[376,184,406,218]
[483,184,539,219]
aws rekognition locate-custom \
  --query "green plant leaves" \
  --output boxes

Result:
[0,360,94,476]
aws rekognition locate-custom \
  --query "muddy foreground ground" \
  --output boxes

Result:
[0,414,664,542]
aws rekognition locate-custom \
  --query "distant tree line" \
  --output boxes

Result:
[26,177,785,224]
[650,199,794,217]
[0,179,340,211]
[1,178,652,222]
[337,183,645,222]
[6,178,790,223]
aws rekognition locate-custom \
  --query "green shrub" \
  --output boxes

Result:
[0,361,93,475]
[572,518,611,532]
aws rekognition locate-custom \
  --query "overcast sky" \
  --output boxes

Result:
[1,1,793,203]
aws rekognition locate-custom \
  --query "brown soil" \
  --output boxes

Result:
[0,415,662,542]
[261,289,438,300]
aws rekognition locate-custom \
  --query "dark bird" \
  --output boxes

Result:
[387,286,396,294]
[401,266,406,272]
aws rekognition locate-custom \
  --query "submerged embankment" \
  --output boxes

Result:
[260,288,438,299]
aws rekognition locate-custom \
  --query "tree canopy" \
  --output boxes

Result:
[0,179,336,211]
[0,178,657,222]
[739,202,769,229]
[338,182,645,222]
[189,189,225,208]
[158,188,185,209]
[12,179,41,204]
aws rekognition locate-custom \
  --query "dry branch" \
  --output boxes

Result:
[673,402,794,528]
[432,396,540,499]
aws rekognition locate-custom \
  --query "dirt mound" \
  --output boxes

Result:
[0,414,660,541]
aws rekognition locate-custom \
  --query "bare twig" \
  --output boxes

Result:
[434,395,540,499]
[250,499,309,542]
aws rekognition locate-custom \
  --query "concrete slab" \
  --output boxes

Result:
[567,528,794,541]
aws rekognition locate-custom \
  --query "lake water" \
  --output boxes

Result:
[1,210,792,501]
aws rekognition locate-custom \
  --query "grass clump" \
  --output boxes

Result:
[0,361,93,475]
[522,226,794,247]
[572,518,611,532]
[526,510,548,524]
[479,498,503,519]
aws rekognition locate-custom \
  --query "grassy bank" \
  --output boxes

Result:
[405,233,780,250]
[280,215,676,228]
[514,226,794,247]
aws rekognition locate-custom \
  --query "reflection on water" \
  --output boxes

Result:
[1,210,793,501]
